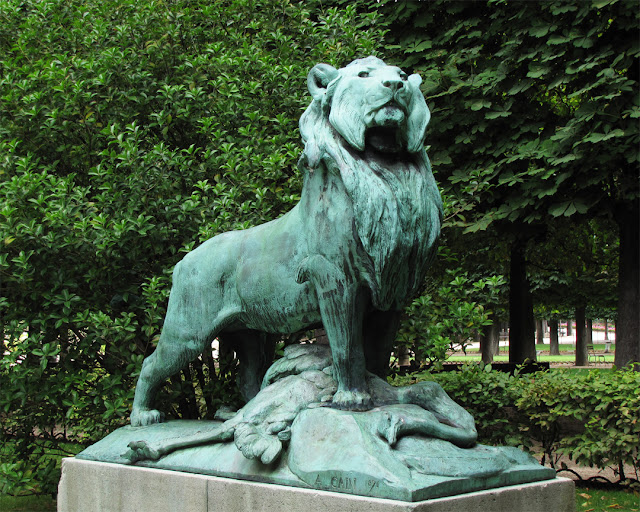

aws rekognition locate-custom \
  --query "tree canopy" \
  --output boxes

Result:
[374,0,639,366]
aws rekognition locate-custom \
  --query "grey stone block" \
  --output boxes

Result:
[58,458,575,512]
[58,458,209,512]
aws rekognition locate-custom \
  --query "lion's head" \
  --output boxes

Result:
[300,56,430,157]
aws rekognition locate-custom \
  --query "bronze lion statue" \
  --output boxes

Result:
[131,56,443,426]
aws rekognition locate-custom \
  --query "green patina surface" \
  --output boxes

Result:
[78,57,556,501]
[78,417,554,502]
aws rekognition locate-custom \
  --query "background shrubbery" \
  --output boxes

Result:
[392,366,640,484]
[0,0,381,495]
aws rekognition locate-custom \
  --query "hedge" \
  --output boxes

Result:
[391,365,640,484]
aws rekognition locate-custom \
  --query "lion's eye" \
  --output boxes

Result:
[358,71,369,78]
[400,72,408,81]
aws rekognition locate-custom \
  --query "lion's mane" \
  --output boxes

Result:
[298,57,443,311]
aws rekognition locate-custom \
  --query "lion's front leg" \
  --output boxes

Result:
[298,255,371,410]
[325,292,371,411]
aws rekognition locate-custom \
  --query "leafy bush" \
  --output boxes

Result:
[397,267,505,366]
[517,367,640,482]
[391,365,640,484]
[0,0,381,495]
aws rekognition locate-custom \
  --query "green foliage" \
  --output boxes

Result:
[371,0,638,365]
[397,266,505,365]
[391,365,640,482]
[379,0,639,229]
[529,217,619,317]
[0,0,381,495]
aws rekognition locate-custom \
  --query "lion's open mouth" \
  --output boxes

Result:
[365,126,403,153]
[365,103,406,153]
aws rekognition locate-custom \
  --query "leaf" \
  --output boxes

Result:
[549,201,570,217]
[583,133,606,143]
[574,37,594,49]
[592,0,618,8]
[623,106,640,118]
[603,128,625,140]
[550,153,579,165]
[548,76,567,89]
[508,80,533,95]
[470,99,492,111]
[547,35,570,45]
[529,25,550,38]
[527,65,549,79]
[485,109,511,119]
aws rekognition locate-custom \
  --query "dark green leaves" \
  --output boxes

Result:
[0,0,381,495]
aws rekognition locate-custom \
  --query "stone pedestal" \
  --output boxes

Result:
[58,458,575,512]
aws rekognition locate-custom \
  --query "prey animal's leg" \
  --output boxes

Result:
[398,381,477,447]
[127,423,234,463]
[373,404,477,448]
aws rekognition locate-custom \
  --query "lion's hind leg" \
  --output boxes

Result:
[223,330,276,402]
[130,330,205,427]
[130,307,240,427]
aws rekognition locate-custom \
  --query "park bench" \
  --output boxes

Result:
[587,344,605,365]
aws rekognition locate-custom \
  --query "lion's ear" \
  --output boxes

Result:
[406,74,431,153]
[307,63,338,101]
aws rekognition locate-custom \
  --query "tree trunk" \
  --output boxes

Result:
[508,239,536,363]
[549,319,560,356]
[480,320,500,364]
[575,306,588,367]
[614,199,640,370]
[535,319,544,345]
[397,344,410,366]
[566,320,572,336]
[604,320,609,341]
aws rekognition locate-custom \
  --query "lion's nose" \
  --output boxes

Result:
[382,79,403,92]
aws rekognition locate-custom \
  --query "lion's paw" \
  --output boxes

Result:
[130,408,165,427]
[331,389,372,411]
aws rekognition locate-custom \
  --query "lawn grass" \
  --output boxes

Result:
[447,342,616,364]
[447,354,615,363]
[1,486,637,511]
[574,486,640,511]
[0,495,56,511]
